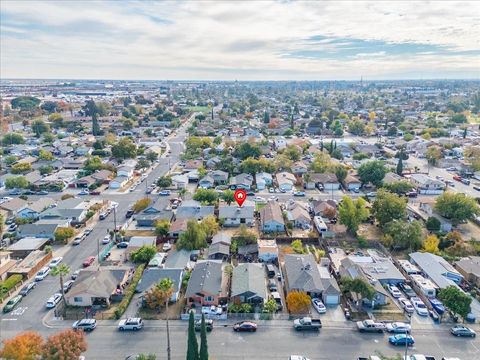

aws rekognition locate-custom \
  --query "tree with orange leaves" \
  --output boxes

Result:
[0,331,44,360]
[286,291,311,314]
[42,329,87,360]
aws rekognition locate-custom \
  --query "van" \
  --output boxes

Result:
[266,264,276,278]
[270,291,283,311]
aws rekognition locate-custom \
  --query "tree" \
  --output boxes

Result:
[263,298,278,313]
[435,192,479,225]
[38,149,54,161]
[221,189,235,205]
[5,176,29,189]
[177,220,207,250]
[41,101,58,113]
[186,311,199,360]
[0,331,44,360]
[426,216,441,232]
[135,158,151,170]
[11,162,32,174]
[31,119,49,138]
[451,113,468,123]
[131,245,157,263]
[193,188,218,205]
[310,152,335,173]
[2,133,25,145]
[422,234,440,254]
[382,180,414,195]
[136,355,156,360]
[383,220,423,251]
[83,100,101,136]
[372,190,407,228]
[358,160,386,186]
[335,165,347,184]
[155,219,170,238]
[111,137,137,160]
[54,227,75,243]
[234,142,261,160]
[132,198,152,213]
[341,277,376,301]
[199,314,209,360]
[146,151,158,163]
[438,286,472,320]
[11,96,40,112]
[426,146,442,166]
[348,119,366,135]
[338,196,370,234]
[51,264,70,316]
[200,215,219,238]
[157,176,172,188]
[396,157,403,176]
[42,329,87,360]
[286,291,311,314]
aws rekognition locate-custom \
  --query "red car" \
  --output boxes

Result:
[82,256,95,267]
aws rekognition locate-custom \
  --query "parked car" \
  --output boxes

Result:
[35,267,51,281]
[388,285,402,298]
[7,224,17,232]
[126,209,135,218]
[46,293,62,309]
[73,234,86,245]
[3,295,22,313]
[388,334,415,346]
[159,190,171,196]
[82,256,95,267]
[195,319,213,332]
[19,282,36,297]
[118,318,144,331]
[49,257,63,268]
[233,321,257,332]
[293,191,305,197]
[289,356,310,360]
[311,298,326,314]
[78,189,90,195]
[72,318,97,332]
[84,227,93,236]
[411,297,428,316]
[63,280,75,293]
[99,212,107,220]
[102,235,111,244]
[385,322,411,334]
[268,279,277,292]
[398,283,416,298]
[162,242,172,251]
[117,241,129,249]
[461,178,471,185]
[293,317,322,331]
[429,298,446,315]
[253,196,267,204]
[356,320,385,333]
[398,298,414,314]
[450,325,476,338]
[71,269,81,280]
[201,305,223,316]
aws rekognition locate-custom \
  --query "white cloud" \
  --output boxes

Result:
[1,0,479,79]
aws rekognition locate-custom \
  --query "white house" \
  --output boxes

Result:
[276,172,296,191]
[109,175,129,189]
[410,174,445,195]
[255,172,273,190]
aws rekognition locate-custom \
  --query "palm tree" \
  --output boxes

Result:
[51,263,70,316]
[156,278,174,360]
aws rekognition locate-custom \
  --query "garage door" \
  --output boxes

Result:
[324,295,339,305]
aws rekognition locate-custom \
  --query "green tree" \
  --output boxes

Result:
[31,119,49,138]
[41,101,58,113]
[187,311,199,360]
[358,160,386,187]
[438,285,472,320]
[146,151,158,163]
[435,192,479,225]
[451,113,468,123]
[132,198,152,213]
[11,96,40,111]
[199,314,209,360]
[111,137,137,160]
[54,228,75,243]
[221,190,235,205]
[234,142,261,160]
[157,176,173,188]
[38,149,54,161]
[347,119,365,135]
[193,188,218,205]
[177,220,207,250]
[263,298,278,314]
[372,189,407,228]
[426,146,442,166]
[382,180,414,195]
[5,176,29,189]
[338,196,370,234]
[396,157,403,176]
[335,165,348,184]
[341,277,376,301]
[11,162,32,174]
[50,264,70,316]
[155,219,170,238]
[426,216,441,232]
[130,245,157,263]
[383,220,423,251]
[2,133,25,145]
[135,158,151,170]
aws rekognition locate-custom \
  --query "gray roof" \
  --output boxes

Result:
[8,237,50,251]
[67,268,129,299]
[164,250,191,269]
[455,256,480,278]
[231,263,266,299]
[284,254,324,293]
[175,202,214,220]
[56,197,84,209]
[185,261,223,297]
[260,202,284,224]
[40,208,84,220]
[211,233,232,245]
[136,268,183,293]
[218,205,254,219]
[17,223,59,237]
[208,243,230,257]
[410,252,463,289]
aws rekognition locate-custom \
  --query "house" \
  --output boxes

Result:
[91,169,113,184]
[210,170,229,185]
[175,200,215,221]
[136,198,174,227]
[164,250,193,270]
[17,198,55,219]
[171,174,188,189]
[258,239,278,263]
[344,175,361,191]
[310,199,336,217]
[0,198,28,218]
[185,261,228,306]
[117,165,134,178]
[7,250,52,278]
[259,202,285,233]
[0,251,17,281]
[211,233,232,246]
[455,256,480,288]
[255,172,273,190]
[383,172,403,185]
[410,252,464,291]
[7,237,51,258]
[286,205,311,229]
[184,160,203,171]
[65,267,132,307]
[208,243,230,260]
[276,172,296,191]
[317,262,341,305]
[199,175,214,189]
[17,223,61,240]
[127,237,156,256]
[136,268,184,302]
[291,161,308,175]
[284,254,341,304]
[218,201,254,227]
[39,198,89,223]
[410,174,446,195]
[168,218,189,238]
[311,173,340,190]
[231,263,267,304]
[109,175,129,189]
[229,173,253,190]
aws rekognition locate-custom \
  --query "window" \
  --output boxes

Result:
[74,297,82,303]
[204,296,213,302]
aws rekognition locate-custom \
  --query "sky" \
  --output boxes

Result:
[1,0,479,80]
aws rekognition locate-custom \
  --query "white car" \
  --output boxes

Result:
[35,267,51,281]
[162,242,172,251]
[49,257,63,268]
[411,297,428,316]
[311,298,326,314]
[398,297,414,314]
[46,293,62,308]
[388,285,402,298]
[78,189,90,195]
[118,317,144,331]
[289,356,310,360]
[253,196,267,204]
[201,306,223,316]
[385,322,411,333]
[102,235,111,244]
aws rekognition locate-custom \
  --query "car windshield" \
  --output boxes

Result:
[417,303,426,308]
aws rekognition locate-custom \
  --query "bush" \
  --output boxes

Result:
[132,198,152,213]
[54,227,75,243]
[0,274,23,300]
[113,264,145,319]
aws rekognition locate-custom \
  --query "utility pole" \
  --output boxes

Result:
[113,206,117,235]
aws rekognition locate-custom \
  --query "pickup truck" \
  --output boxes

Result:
[293,317,322,331]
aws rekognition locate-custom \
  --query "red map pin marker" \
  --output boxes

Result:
[234,189,247,207]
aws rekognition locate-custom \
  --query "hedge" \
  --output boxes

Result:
[0,274,23,300]
[113,264,145,319]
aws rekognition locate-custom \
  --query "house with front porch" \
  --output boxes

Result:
[218,201,254,227]
[185,260,228,306]
[231,263,267,305]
